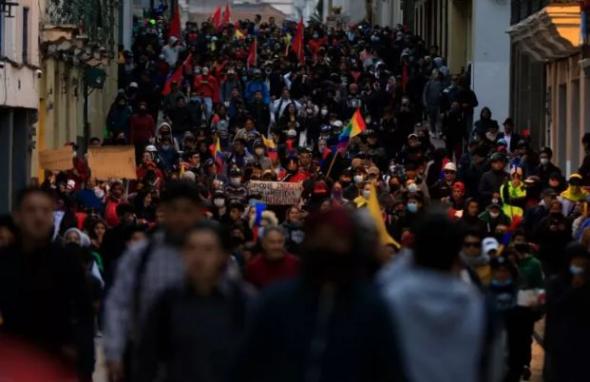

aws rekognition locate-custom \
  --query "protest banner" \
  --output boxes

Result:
[39,147,73,171]
[248,181,303,205]
[88,146,137,180]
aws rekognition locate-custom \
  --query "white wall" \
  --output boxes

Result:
[471,0,510,124]
[375,0,403,27]
[325,0,367,23]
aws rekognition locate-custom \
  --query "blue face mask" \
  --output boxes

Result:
[570,265,585,276]
[491,279,513,288]
[407,203,418,213]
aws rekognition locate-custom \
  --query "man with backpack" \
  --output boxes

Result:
[103,181,204,382]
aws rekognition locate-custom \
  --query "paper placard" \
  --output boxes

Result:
[248,181,303,205]
[39,147,73,171]
[88,146,137,180]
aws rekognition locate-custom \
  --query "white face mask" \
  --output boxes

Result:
[353,175,364,184]
[321,108,328,116]
[485,132,497,141]
[540,158,549,166]
[362,190,371,199]
[255,148,265,156]
[94,188,105,199]
[213,198,225,208]
[489,211,500,219]
[230,177,241,186]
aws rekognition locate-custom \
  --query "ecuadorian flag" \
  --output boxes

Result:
[262,135,278,162]
[209,136,225,174]
[337,108,366,152]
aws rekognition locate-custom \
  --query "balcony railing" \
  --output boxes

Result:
[511,0,578,25]
[45,0,116,50]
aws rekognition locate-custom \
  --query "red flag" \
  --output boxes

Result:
[290,18,304,64]
[211,6,222,29]
[223,3,232,25]
[247,38,257,69]
[162,55,192,96]
[169,3,181,39]
[401,62,409,92]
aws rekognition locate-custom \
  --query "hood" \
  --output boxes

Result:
[380,254,485,382]
[383,265,483,332]
[157,122,173,138]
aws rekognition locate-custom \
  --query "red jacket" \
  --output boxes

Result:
[105,198,121,227]
[193,74,220,103]
[129,113,155,144]
[136,163,165,189]
[245,253,300,289]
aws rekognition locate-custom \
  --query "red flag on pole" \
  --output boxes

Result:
[223,3,232,25]
[169,3,181,39]
[290,18,304,64]
[162,55,193,96]
[247,38,257,69]
[211,6,222,29]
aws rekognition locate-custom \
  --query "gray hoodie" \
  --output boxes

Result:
[379,252,503,382]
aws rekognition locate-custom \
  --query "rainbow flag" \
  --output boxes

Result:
[337,108,366,152]
[209,136,224,174]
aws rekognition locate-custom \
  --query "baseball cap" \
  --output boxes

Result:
[443,162,457,172]
[482,237,499,255]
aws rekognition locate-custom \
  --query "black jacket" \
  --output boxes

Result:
[478,170,507,205]
[0,242,94,353]
[231,279,407,382]
[544,276,590,382]
[136,281,251,382]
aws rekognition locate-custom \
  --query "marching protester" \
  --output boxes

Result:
[2,5,588,382]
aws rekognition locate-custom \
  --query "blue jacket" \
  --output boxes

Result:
[245,80,270,105]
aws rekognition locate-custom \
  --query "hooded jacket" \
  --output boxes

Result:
[380,254,502,382]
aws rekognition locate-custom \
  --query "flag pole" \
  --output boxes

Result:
[326,141,351,180]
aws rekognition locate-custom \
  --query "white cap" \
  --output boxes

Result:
[482,237,499,255]
[443,162,457,172]
[129,82,139,88]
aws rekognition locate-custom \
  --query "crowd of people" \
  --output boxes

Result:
[1,6,590,382]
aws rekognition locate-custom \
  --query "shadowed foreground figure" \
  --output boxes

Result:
[379,213,504,382]
[231,208,407,382]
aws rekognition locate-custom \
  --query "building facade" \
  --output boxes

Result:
[509,1,589,174]
[35,0,120,178]
[374,0,404,27]
[405,0,511,124]
[0,0,41,211]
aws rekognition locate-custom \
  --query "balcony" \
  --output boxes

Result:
[511,0,577,25]
[508,2,581,61]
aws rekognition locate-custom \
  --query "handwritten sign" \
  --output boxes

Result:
[248,181,303,205]
[88,146,137,180]
[39,147,73,171]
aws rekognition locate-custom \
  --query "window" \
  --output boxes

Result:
[22,7,29,64]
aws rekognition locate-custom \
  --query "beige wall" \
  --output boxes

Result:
[546,53,589,175]
[0,0,41,109]
[447,0,471,74]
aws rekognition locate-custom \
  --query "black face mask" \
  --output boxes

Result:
[514,243,529,254]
